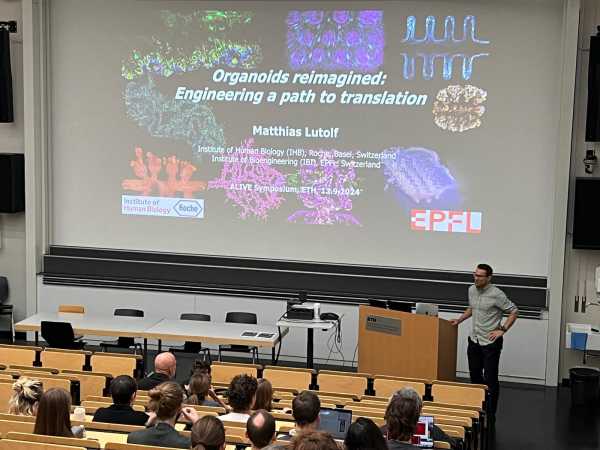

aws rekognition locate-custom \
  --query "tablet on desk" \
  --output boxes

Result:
[258,332,275,338]
[241,331,258,337]
[318,407,352,440]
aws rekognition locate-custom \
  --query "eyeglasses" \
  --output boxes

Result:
[473,273,489,278]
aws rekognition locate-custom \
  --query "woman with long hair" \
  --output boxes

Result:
[191,415,226,450]
[186,373,220,407]
[252,378,273,412]
[34,388,84,437]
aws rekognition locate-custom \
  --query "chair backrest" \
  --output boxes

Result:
[210,362,260,385]
[32,376,71,393]
[0,380,14,412]
[58,305,85,314]
[431,383,485,408]
[373,377,427,398]
[105,443,182,450]
[225,312,257,324]
[61,370,111,400]
[81,401,145,413]
[0,413,36,422]
[262,366,313,391]
[6,432,100,449]
[9,366,59,375]
[41,349,89,372]
[316,370,369,397]
[0,439,85,450]
[180,313,210,321]
[90,353,139,378]
[40,322,76,349]
[0,344,41,366]
[114,309,144,317]
[0,420,35,434]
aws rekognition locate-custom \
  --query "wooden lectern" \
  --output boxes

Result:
[358,305,457,380]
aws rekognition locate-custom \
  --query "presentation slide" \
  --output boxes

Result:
[50,1,564,276]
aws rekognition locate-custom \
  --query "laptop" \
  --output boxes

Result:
[318,407,352,440]
[411,415,434,448]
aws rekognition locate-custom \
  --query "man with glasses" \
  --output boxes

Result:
[450,263,518,420]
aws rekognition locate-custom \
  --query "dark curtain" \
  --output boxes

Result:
[0,27,14,123]
[586,33,600,142]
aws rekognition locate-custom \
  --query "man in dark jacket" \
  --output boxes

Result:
[138,352,177,391]
[92,375,149,426]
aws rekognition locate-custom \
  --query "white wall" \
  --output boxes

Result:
[559,0,600,380]
[0,0,26,326]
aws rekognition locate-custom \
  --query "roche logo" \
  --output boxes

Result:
[173,199,204,218]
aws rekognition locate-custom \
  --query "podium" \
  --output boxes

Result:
[357,305,457,380]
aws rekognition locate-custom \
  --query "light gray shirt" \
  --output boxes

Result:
[468,284,517,346]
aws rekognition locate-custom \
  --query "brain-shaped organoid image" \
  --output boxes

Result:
[432,84,487,133]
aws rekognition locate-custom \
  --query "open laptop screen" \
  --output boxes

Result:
[411,415,434,448]
[318,408,352,440]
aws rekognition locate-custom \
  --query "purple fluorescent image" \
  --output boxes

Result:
[209,138,286,220]
[288,154,361,226]
[287,10,384,72]
[382,147,459,208]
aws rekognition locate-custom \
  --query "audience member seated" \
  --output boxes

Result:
[290,430,338,450]
[8,377,43,416]
[246,410,276,450]
[380,389,456,449]
[34,388,85,438]
[344,417,388,450]
[127,381,199,449]
[384,387,422,449]
[276,390,320,441]
[138,352,177,391]
[218,374,258,423]
[187,361,228,410]
[92,375,149,426]
[186,373,221,407]
[252,379,273,412]
[191,415,226,450]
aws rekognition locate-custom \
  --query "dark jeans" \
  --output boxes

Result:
[467,336,503,415]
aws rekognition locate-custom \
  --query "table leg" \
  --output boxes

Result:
[143,338,148,374]
[35,331,38,346]
[307,328,314,369]
[158,339,162,353]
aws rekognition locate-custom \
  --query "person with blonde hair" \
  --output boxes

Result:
[127,381,199,448]
[8,377,43,416]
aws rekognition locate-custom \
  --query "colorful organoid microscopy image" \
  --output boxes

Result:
[286,10,384,72]
[402,15,490,45]
[288,154,361,225]
[125,76,225,157]
[432,84,487,132]
[208,138,286,220]
[122,37,262,80]
[382,147,457,205]
[160,10,254,33]
[401,53,488,81]
[122,147,206,198]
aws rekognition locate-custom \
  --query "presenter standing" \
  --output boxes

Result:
[450,264,518,419]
